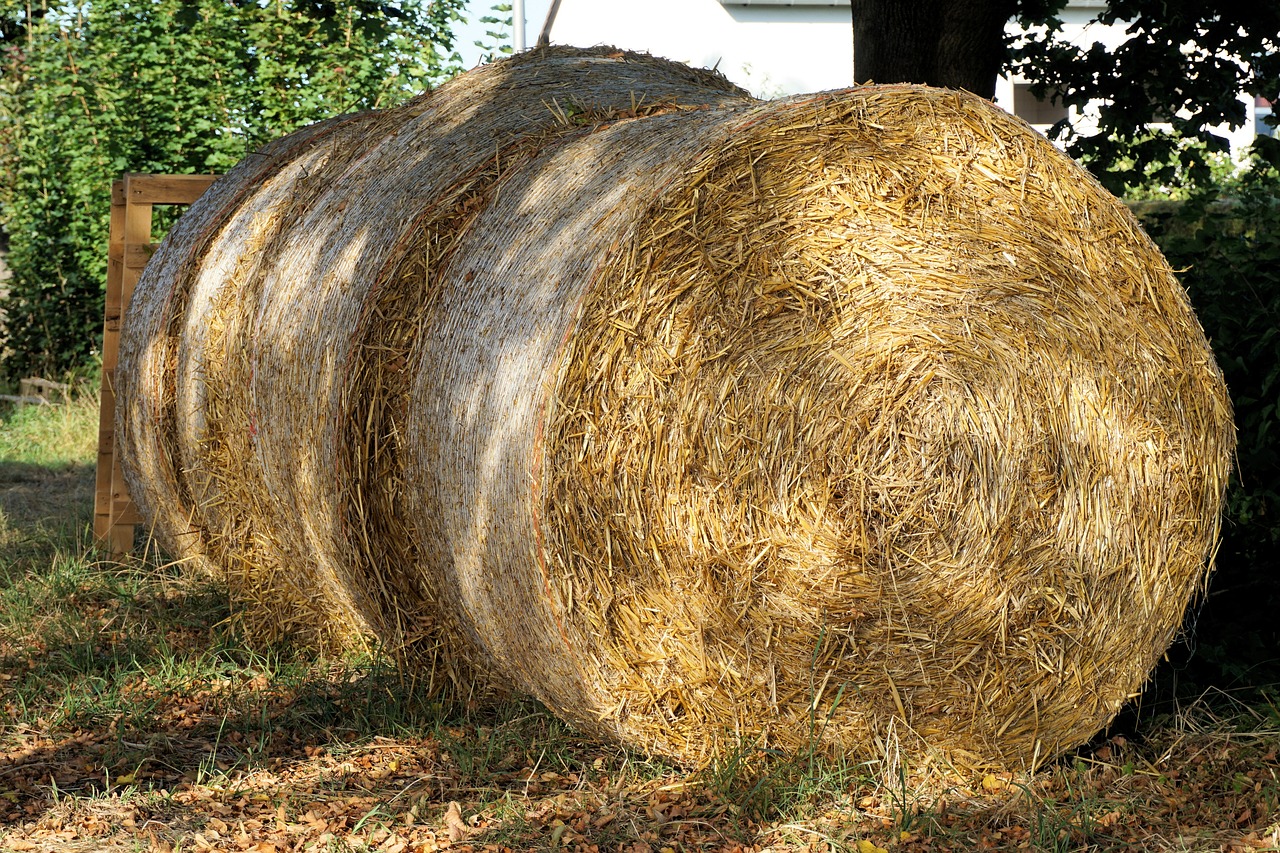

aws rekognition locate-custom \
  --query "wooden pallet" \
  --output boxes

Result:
[94,174,219,556]
[0,377,73,406]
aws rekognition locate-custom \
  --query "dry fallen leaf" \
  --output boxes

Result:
[444,801,470,842]
[982,773,1011,793]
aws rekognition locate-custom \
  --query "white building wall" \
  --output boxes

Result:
[546,0,854,97]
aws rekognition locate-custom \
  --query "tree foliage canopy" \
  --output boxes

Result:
[1133,166,1280,690]
[0,0,465,377]
[851,1,1279,194]
[1010,0,1280,193]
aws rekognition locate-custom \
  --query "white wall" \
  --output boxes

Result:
[545,0,854,98]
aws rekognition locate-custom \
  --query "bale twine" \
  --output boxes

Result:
[117,47,1233,770]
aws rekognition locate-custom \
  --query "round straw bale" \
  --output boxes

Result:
[117,112,370,573]
[117,48,1233,770]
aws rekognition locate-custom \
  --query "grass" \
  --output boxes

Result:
[2,392,1280,851]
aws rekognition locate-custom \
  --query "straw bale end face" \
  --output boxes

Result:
[536,85,1234,771]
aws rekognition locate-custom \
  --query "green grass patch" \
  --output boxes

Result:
[0,392,474,794]
[0,391,100,570]
[0,391,99,468]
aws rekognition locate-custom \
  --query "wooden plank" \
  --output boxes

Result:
[121,199,154,287]
[94,380,119,546]
[124,242,161,269]
[112,501,144,526]
[108,522,136,556]
[94,191,127,545]
[94,449,115,539]
[101,203,150,375]
[96,172,220,555]
[118,200,153,329]
[106,197,154,555]
[95,370,121,545]
[102,257,125,331]
[110,453,142,523]
[120,173,217,205]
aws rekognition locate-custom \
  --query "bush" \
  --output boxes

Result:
[0,0,466,379]
[1134,166,1280,690]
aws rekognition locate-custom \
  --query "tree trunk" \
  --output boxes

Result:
[851,0,1014,99]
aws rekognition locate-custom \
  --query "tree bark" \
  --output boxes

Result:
[851,0,1014,99]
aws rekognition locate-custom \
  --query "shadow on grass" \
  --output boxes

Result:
[0,430,660,847]
[0,455,693,847]
[0,608,709,848]
[0,459,95,562]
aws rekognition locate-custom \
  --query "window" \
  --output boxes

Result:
[1012,82,1068,127]
[1257,97,1276,138]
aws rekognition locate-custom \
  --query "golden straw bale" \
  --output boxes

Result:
[117,48,1232,770]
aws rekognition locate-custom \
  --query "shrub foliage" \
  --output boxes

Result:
[1135,167,1280,688]
[1012,0,1280,196]
[0,0,465,378]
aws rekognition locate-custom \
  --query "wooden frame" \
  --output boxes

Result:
[94,173,219,556]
